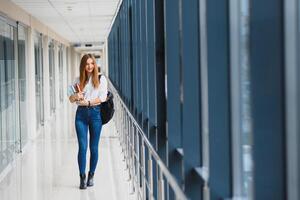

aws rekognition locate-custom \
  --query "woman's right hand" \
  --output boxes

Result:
[75,92,84,101]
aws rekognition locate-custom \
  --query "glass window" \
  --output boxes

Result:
[230,0,253,199]
[240,1,253,197]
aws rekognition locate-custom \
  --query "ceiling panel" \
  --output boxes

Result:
[11,0,121,46]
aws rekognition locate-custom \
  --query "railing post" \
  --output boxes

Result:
[128,114,131,169]
[148,154,153,199]
[136,130,141,198]
[120,104,124,153]
[125,113,128,168]
[126,114,130,169]
[141,139,146,199]
[130,119,135,193]
[122,105,126,155]
[158,170,165,200]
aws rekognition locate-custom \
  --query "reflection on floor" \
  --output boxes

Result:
[0,103,137,200]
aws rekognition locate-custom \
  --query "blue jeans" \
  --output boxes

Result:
[75,105,102,175]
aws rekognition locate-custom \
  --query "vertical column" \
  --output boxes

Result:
[136,0,142,122]
[62,46,68,103]
[66,47,71,88]
[42,35,50,122]
[70,47,76,81]
[129,0,134,112]
[54,41,60,110]
[13,23,21,153]
[147,0,156,147]
[132,0,137,116]
[180,0,202,199]
[26,27,37,139]
[104,41,109,76]
[285,1,300,199]
[154,0,167,163]
[250,0,286,199]
[126,0,132,109]
[22,30,38,196]
[126,1,130,107]
[141,0,148,132]
[164,0,183,189]
[206,0,232,199]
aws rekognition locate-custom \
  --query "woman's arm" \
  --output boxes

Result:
[98,75,108,103]
[68,77,82,103]
[90,98,102,106]
[76,98,101,106]
[90,97,101,106]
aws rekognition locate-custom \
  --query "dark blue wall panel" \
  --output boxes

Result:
[206,0,232,199]
[250,0,286,199]
[180,0,202,199]
[164,0,183,190]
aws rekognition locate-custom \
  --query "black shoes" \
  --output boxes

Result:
[87,172,94,187]
[79,174,87,189]
[79,172,94,189]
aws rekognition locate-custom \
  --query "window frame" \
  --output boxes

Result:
[285,0,300,199]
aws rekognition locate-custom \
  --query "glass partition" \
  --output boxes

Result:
[0,17,18,173]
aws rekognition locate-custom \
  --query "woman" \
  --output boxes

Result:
[68,54,107,189]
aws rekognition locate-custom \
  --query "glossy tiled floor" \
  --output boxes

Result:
[0,104,137,200]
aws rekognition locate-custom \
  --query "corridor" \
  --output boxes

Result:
[0,0,300,199]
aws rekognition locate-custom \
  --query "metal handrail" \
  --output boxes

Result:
[109,80,188,200]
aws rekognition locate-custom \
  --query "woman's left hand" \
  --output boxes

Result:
[77,100,88,106]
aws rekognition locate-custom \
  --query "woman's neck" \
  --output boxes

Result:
[87,73,92,79]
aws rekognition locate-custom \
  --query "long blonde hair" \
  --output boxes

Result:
[79,54,100,90]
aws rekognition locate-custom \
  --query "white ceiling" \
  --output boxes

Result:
[11,0,120,48]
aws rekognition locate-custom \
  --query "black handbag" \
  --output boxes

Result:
[101,91,114,124]
[99,75,115,124]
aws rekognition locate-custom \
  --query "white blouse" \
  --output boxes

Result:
[67,75,108,104]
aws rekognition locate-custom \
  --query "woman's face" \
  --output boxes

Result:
[85,58,95,74]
